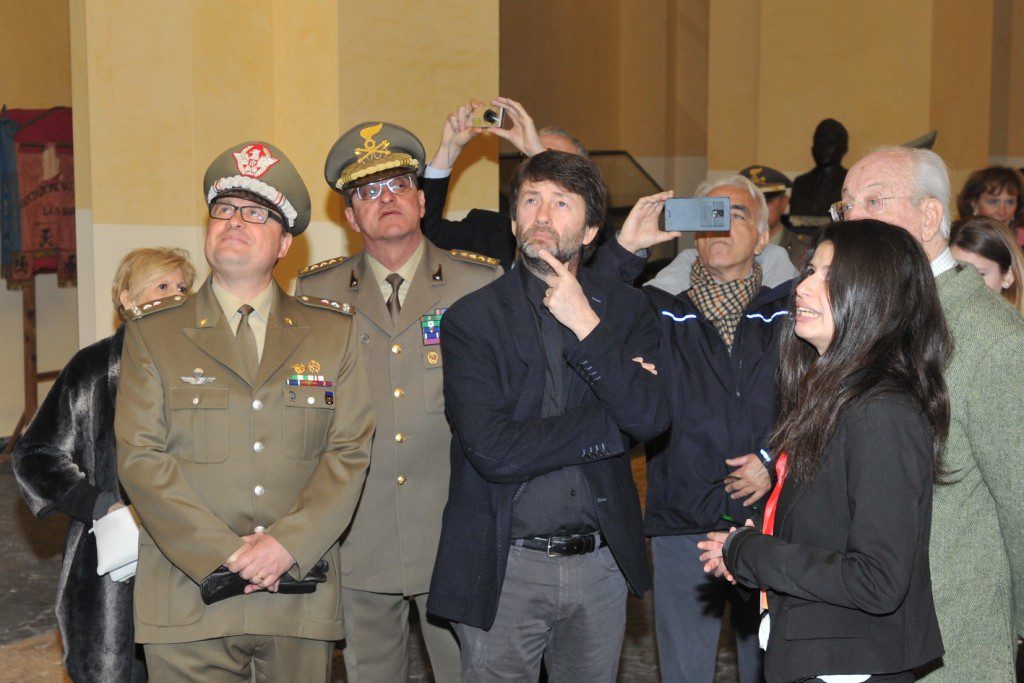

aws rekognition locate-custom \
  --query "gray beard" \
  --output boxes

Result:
[518,240,583,277]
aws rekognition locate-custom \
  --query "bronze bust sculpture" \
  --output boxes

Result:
[789,119,848,230]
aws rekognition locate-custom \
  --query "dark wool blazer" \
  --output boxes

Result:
[724,392,944,682]
[13,326,136,683]
[426,265,669,629]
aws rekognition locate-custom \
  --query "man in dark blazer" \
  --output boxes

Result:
[427,151,669,681]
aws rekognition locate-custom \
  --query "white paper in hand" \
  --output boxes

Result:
[91,505,140,582]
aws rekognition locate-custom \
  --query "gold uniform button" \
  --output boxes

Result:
[253,525,266,533]
[394,433,406,443]
[396,475,407,486]
[391,344,402,355]
[191,396,200,406]
[252,399,263,410]
[253,441,264,453]
[254,485,266,496]
[393,388,404,398]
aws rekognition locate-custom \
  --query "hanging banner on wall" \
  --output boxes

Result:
[0,107,76,289]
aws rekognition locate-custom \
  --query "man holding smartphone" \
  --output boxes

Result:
[595,175,794,683]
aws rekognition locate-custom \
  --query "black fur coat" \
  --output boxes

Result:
[13,326,136,682]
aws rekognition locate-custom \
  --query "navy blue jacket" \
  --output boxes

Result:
[591,242,793,536]
[426,265,669,630]
[644,282,791,536]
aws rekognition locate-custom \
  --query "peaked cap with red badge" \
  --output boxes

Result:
[204,141,312,235]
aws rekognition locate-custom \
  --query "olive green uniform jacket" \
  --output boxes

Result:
[115,280,374,644]
[295,240,501,595]
[924,265,1024,682]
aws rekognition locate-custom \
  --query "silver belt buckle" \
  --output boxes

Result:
[546,536,558,557]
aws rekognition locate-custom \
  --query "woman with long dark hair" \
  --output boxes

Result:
[698,220,951,682]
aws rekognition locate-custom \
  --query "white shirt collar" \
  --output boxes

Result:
[930,247,957,278]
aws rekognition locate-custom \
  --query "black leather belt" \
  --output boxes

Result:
[513,531,605,557]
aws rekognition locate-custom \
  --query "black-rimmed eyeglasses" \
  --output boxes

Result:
[209,202,282,225]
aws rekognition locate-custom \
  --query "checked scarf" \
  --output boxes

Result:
[687,258,762,351]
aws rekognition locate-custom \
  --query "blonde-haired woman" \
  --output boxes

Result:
[14,247,194,682]
[951,217,1024,315]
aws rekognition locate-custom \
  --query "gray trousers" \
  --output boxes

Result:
[652,533,763,683]
[341,588,461,682]
[454,544,627,682]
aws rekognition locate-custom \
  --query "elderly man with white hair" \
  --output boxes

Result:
[598,175,795,682]
[836,146,1024,682]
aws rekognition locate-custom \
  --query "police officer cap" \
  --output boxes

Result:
[204,141,311,235]
[739,165,792,195]
[325,122,425,192]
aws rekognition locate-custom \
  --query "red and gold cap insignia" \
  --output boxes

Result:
[232,143,280,179]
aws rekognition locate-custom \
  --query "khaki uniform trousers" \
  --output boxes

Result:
[342,587,460,682]
[144,635,332,682]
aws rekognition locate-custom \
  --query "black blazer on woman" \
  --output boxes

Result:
[724,392,943,682]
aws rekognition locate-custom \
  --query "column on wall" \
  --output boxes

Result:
[73,0,499,345]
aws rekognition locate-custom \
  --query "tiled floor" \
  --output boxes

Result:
[0,459,740,682]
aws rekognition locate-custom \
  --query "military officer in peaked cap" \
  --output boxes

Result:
[739,164,814,266]
[294,122,501,681]
[115,141,374,682]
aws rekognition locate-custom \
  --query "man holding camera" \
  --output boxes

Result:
[294,121,501,681]
[421,97,606,269]
[115,142,374,681]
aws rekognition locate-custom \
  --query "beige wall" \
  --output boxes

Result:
[74,0,499,345]
[500,0,710,194]
[709,0,939,177]
[930,0,994,191]
[5,0,1024,438]
[0,1,79,432]
[500,1,1020,199]
[338,0,500,228]
[500,1,623,151]
[991,0,1024,163]
[724,0,993,195]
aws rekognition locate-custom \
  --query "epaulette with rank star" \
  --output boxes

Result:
[298,255,349,278]
[448,249,499,268]
[128,295,188,320]
[297,295,354,315]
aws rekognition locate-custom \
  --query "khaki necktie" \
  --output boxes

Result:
[385,273,404,325]
[236,304,259,381]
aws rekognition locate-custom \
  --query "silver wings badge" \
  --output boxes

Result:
[180,367,216,384]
